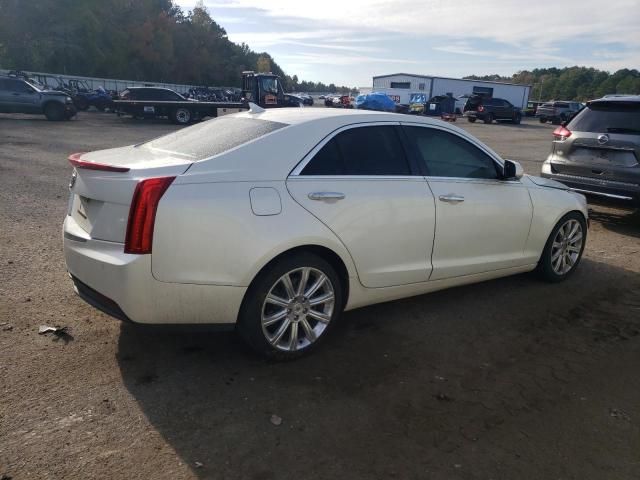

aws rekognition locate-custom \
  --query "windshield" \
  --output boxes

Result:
[261,77,279,94]
[569,102,640,134]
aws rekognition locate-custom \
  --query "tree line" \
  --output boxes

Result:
[0,0,353,93]
[465,67,640,101]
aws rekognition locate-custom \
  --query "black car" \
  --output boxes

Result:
[464,96,522,124]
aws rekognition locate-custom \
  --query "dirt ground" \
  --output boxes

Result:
[1,111,639,480]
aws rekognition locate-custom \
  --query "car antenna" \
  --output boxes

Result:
[247,102,265,114]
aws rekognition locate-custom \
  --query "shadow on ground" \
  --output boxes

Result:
[118,259,640,480]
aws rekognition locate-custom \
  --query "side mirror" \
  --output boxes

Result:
[503,159,524,180]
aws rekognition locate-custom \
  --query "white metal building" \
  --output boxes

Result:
[371,73,531,109]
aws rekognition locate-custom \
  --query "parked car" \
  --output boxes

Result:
[537,101,583,124]
[63,109,588,359]
[464,96,522,124]
[524,101,544,117]
[541,95,640,206]
[297,93,314,106]
[0,75,77,120]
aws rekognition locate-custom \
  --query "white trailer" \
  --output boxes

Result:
[372,73,531,109]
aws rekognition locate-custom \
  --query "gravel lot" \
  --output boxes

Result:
[1,111,639,480]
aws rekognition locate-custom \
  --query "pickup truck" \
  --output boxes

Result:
[0,75,77,120]
[537,101,583,124]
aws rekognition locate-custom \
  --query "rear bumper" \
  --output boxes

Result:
[541,163,640,205]
[63,215,247,324]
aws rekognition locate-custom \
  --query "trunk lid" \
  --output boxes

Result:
[67,145,193,243]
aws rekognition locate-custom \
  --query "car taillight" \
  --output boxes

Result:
[477,105,484,112]
[68,153,130,172]
[124,177,176,254]
[553,125,572,141]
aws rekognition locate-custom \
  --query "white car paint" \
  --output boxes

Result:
[63,108,588,328]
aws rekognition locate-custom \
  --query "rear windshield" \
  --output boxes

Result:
[569,102,640,135]
[139,116,288,160]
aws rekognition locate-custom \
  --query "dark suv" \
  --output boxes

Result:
[0,76,77,120]
[464,96,522,124]
[541,95,640,206]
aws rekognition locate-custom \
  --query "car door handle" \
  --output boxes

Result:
[439,194,465,204]
[308,192,346,201]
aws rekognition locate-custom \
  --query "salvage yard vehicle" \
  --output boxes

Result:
[541,95,640,206]
[537,101,583,124]
[115,72,298,124]
[464,96,522,124]
[0,75,77,120]
[63,108,588,359]
[524,100,544,117]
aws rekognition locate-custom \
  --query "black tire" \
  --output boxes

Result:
[467,116,477,123]
[171,107,192,125]
[513,112,522,124]
[483,113,493,124]
[537,212,587,283]
[237,252,344,360]
[74,96,89,111]
[539,117,547,123]
[44,102,65,121]
[551,118,561,125]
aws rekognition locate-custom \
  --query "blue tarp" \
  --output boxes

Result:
[354,92,396,112]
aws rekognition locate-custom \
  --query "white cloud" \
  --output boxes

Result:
[201,0,640,48]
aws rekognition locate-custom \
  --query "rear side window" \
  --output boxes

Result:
[569,102,640,134]
[404,126,499,179]
[301,125,411,176]
[141,117,288,160]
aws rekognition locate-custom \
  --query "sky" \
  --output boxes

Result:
[176,0,640,87]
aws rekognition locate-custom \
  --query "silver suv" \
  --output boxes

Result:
[0,76,77,121]
[541,96,640,206]
[537,100,583,124]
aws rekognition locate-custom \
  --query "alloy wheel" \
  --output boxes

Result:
[550,219,583,275]
[261,267,335,352]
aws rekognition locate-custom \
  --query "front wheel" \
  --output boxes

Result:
[513,113,522,124]
[44,102,65,121]
[238,253,343,359]
[537,212,586,282]
[483,113,493,124]
[467,116,477,123]
[539,117,547,123]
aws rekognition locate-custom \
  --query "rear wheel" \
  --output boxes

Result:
[483,113,493,124]
[537,212,586,282]
[513,112,522,124]
[539,117,547,123]
[467,117,477,123]
[237,252,343,359]
[44,102,65,121]
[551,117,561,125]
[172,107,192,125]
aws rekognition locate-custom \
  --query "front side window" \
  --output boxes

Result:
[301,125,411,176]
[404,126,499,179]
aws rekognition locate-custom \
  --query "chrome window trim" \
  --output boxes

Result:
[399,121,506,170]
[289,121,414,177]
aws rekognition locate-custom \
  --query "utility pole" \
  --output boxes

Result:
[538,77,544,103]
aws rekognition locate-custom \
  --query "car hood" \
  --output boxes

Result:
[526,175,569,191]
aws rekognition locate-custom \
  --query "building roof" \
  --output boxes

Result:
[372,73,531,88]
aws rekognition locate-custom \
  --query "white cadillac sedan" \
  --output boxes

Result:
[63,107,588,358]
